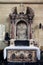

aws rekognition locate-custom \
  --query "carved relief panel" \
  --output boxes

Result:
[7,49,36,62]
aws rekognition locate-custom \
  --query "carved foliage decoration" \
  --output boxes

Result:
[26,7,34,21]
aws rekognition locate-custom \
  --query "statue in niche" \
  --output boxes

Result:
[16,21,28,40]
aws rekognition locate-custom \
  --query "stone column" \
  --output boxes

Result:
[10,21,14,39]
[28,23,30,39]
[29,20,32,39]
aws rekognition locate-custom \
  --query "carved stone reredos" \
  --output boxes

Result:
[9,7,34,39]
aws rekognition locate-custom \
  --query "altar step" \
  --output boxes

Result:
[1,62,43,65]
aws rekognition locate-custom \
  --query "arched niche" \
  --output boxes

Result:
[16,20,28,40]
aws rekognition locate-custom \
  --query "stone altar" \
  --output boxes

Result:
[4,7,40,65]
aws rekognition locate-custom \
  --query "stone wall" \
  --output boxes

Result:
[0,0,43,2]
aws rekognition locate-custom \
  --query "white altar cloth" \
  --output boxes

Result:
[3,45,40,60]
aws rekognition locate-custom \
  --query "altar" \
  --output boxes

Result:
[4,45,40,62]
[4,7,40,65]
